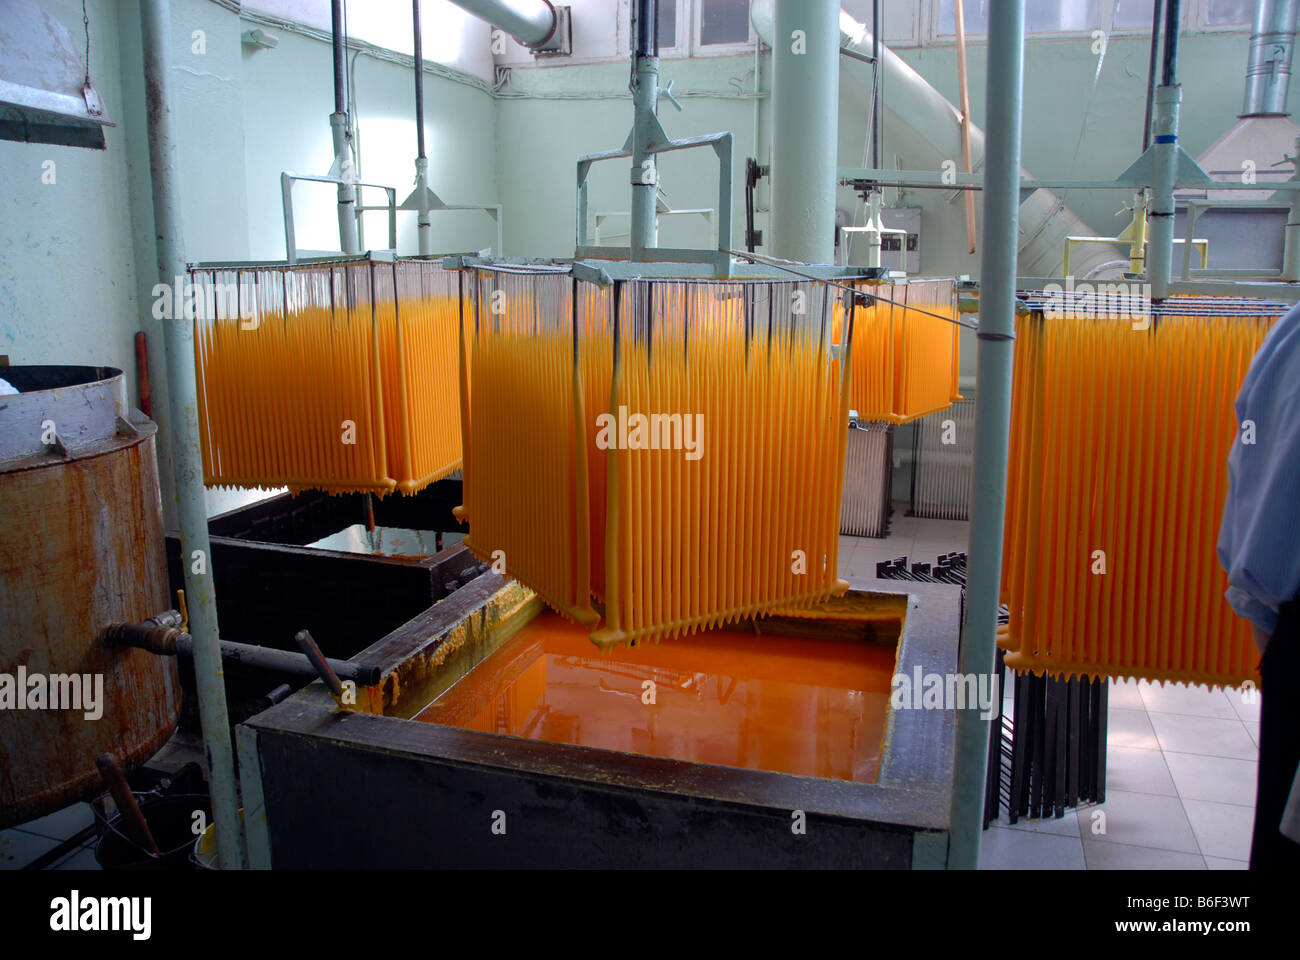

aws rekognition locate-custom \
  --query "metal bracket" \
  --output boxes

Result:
[282,172,397,263]
[43,432,69,459]
[576,129,734,275]
[1116,142,1215,189]
[399,184,504,256]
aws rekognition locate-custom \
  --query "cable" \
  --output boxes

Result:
[82,0,90,86]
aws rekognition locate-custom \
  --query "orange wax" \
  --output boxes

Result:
[416,612,897,783]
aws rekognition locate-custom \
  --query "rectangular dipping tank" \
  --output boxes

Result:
[241,575,962,868]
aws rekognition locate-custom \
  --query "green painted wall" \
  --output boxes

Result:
[0,0,142,398]
[498,26,1300,274]
[0,0,496,518]
[894,31,1300,243]
[3,3,1299,520]
[239,26,498,261]
[496,55,762,257]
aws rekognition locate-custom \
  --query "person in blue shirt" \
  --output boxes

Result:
[1219,300,1300,869]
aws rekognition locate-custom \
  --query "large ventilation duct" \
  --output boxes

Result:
[1198,0,1299,202]
[1243,0,1297,117]
[444,0,557,48]
[750,0,1124,280]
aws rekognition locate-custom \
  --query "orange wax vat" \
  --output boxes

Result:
[415,612,897,783]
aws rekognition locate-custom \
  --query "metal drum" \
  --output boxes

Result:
[0,365,180,828]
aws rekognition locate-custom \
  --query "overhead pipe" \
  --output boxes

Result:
[630,0,661,255]
[954,0,977,255]
[1162,0,1181,87]
[871,0,881,171]
[770,0,840,263]
[1243,0,1298,117]
[445,0,557,48]
[330,0,360,255]
[1142,0,1163,151]
[412,0,432,256]
[1286,134,1300,281]
[139,0,244,871]
[862,0,884,267]
[1126,0,1163,278]
[948,0,1024,871]
[1147,0,1182,299]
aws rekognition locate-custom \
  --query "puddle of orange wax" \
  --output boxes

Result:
[415,612,897,783]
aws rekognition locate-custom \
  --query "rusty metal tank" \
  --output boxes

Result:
[0,365,180,828]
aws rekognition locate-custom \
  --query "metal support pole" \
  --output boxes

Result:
[139,0,244,871]
[948,0,1024,871]
[630,0,660,257]
[1148,0,1181,298]
[771,0,839,263]
[1284,136,1300,281]
[864,190,884,268]
[331,0,360,255]
[1141,0,1163,152]
[872,0,881,171]
[1147,83,1181,299]
[412,0,432,256]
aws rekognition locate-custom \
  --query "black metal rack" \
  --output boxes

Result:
[876,550,1108,824]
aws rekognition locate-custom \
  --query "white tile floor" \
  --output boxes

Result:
[0,802,99,870]
[844,504,1261,870]
[1,506,1260,870]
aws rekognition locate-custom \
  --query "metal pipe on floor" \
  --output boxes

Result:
[139,0,244,871]
[948,0,1025,871]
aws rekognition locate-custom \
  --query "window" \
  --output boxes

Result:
[1114,0,1157,30]
[1112,0,1187,31]
[938,0,1100,36]
[933,1,1252,40]
[698,0,750,45]
[841,1,919,46]
[1026,0,1099,32]
[1206,0,1256,26]
[657,0,677,49]
[938,0,987,35]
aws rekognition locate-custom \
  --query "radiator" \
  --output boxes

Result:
[910,397,974,520]
[840,420,893,537]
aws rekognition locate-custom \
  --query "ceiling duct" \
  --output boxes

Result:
[0,0,115,149]
[1243,0,1297,117]
[443,0,570,54]
[1196,0,1300,202]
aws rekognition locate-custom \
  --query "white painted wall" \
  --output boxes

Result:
[243,0,496,81]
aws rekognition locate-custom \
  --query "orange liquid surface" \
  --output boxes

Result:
[415,612,897,783]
